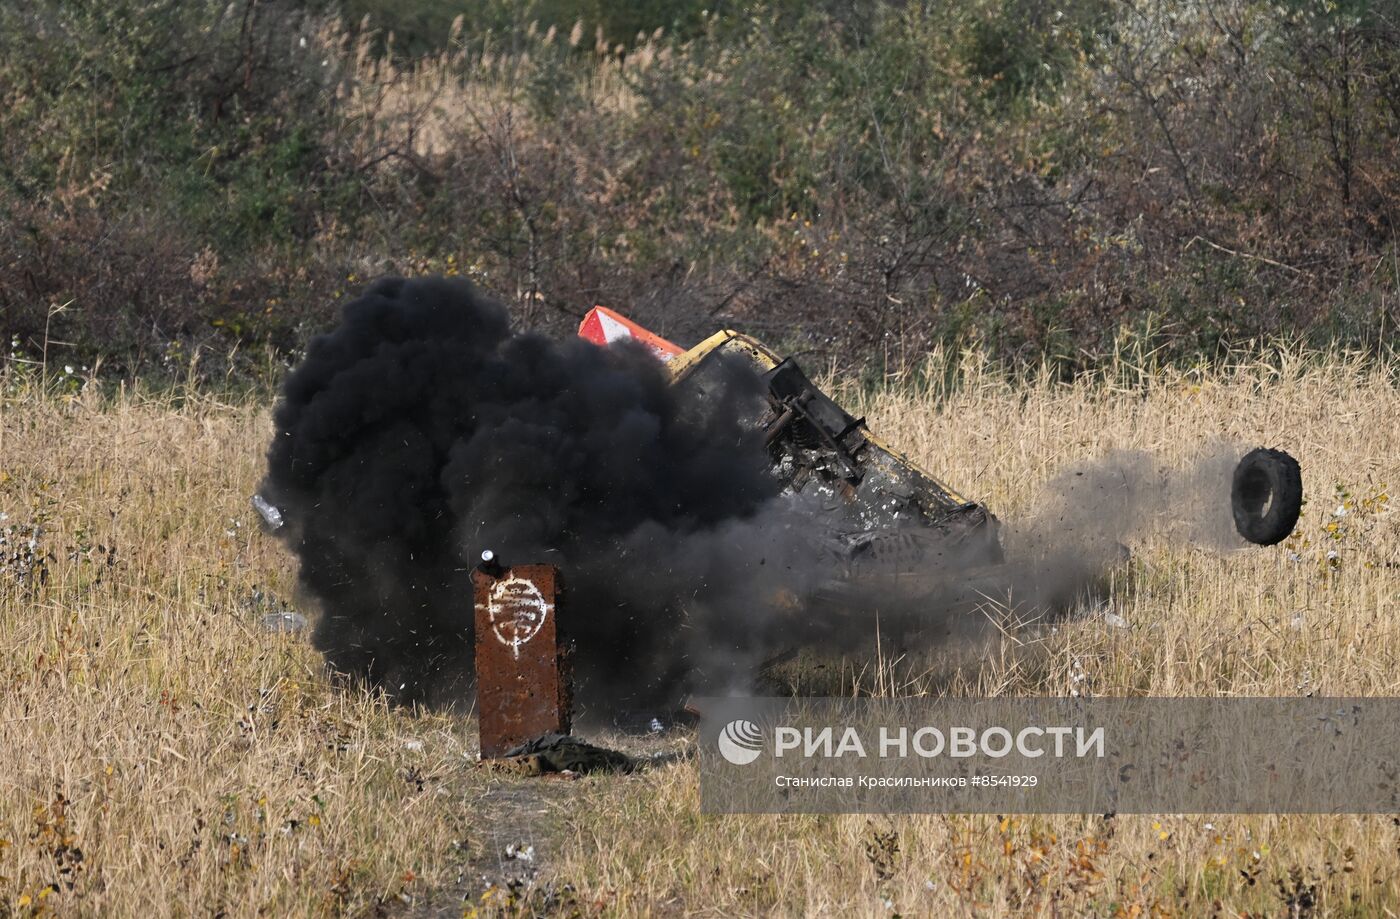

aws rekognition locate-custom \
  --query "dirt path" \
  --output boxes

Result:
[402,730,690,916]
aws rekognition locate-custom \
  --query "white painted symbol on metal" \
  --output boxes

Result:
[487,576,550,659]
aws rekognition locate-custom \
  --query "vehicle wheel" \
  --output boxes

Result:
[1232,448,1303,545]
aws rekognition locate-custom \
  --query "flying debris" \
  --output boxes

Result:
[250,494,284,530]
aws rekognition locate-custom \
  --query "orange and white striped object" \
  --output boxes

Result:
[577,306,683,361]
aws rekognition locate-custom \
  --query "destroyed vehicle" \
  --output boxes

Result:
[674,329,1006,579]
[578,307,1304,588]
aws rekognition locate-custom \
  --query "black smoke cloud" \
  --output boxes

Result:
[263,276,814,710]
[263,275,1249,711]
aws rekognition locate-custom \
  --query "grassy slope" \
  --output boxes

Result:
[0,349,1395,916]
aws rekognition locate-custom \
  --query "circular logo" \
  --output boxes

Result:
[487,576,549,658]
[717,719,764,766]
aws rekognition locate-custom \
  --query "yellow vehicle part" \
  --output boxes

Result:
[668,330,971,508]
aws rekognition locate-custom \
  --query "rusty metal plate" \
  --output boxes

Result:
[473,564,572,759]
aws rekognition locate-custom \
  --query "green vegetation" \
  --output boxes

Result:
[1,0,1397,381]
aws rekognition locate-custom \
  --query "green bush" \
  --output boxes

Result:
[1,0,1396,383]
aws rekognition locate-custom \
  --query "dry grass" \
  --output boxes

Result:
[1,347,1396,917]
[336,18,661,165]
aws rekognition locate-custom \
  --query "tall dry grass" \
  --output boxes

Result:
[562,347,1400,917]
[0,379,477,916]
[0,346,1396,916]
